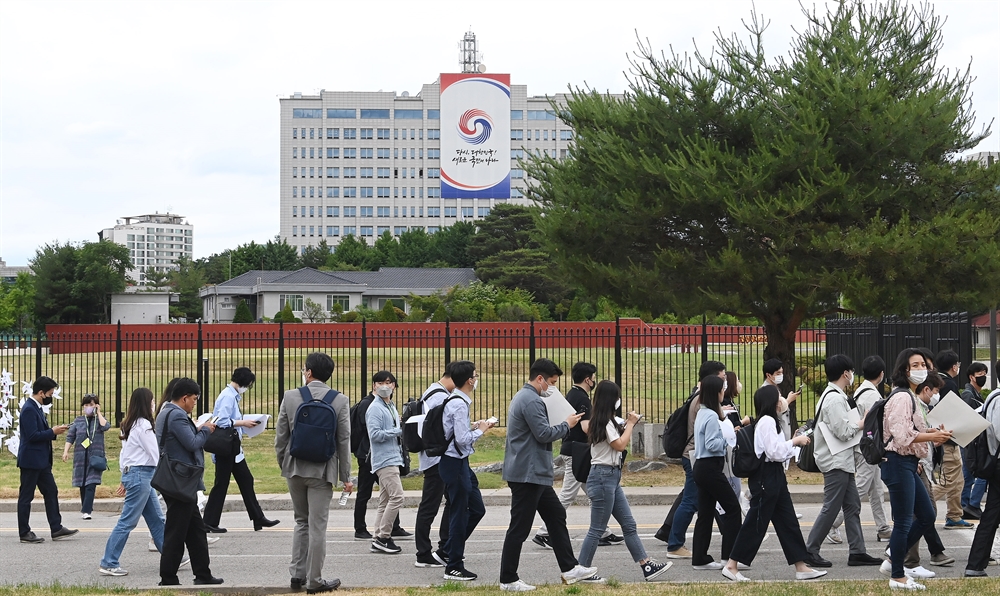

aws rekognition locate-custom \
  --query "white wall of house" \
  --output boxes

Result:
[111,292,171,324]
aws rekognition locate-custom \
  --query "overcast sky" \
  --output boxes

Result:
[1,0,997,266]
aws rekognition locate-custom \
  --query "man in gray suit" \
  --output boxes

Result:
[275,352,353,594]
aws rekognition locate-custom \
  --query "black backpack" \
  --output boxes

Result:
[289,387,340,463]
[663,389,698,458]
[421,394,463,457]
[349,395,374,455]
[401,387,449,453]
[963,390,1000,480]
[731,423,761,478]
[859,388,913,465]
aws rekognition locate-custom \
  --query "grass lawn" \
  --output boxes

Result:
[0,427,824,500]
[0,579,989,596]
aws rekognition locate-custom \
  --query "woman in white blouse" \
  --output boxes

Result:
[99,388,166,576]
[576,381,672,583]
[722,384,825,582]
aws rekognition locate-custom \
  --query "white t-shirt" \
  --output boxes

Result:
[590,421,624,467]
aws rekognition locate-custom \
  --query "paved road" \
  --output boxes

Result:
[0,500,984,589]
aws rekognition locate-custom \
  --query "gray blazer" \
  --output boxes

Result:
[155,402,210,491]
[502,383,570,486]
[275,381,352,486]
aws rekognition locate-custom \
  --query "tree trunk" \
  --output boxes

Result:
[763,314,800,431]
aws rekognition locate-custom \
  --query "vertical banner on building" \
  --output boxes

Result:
[440,73,511,199]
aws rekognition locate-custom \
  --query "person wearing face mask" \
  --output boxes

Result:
[762,358,803,441]
[203,367,277,533]
[878,349,954,591]
[960,362,990,520]
[63,393,111,520]
[932,349,974,531]
[18,376,78,544]
[366,370,407,555]
[532,362,624,550]
[353,371,408,541]
[802,355,882,569]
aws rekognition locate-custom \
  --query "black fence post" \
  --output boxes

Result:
[614,316,622,387]
[529,319,536,365]
[115,321,123,426]
[444,319,452,366]
[35,331,42,379]
[196,321,205,417]
[360,318,368,400]
[201,358,209,416]
[277,322,285,403]
[701,315,709,363]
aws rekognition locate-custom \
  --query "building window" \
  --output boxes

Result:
[360,109,390,119]
[280,294,304,311]
[361,167,373,178]
[377,128,390,139]
[511,169,524,179]
[444,207,457,218]
[292,128,298,138]
[377,167,390,178]
[478,207,491,217]
[327,167,339,178]
[377,206,390,217]
[344,148,357,159]
[292,206,298,217]
[427,168,440,178]
[308,167,314,177]
[511,130,523,141]
[343,188,357,199]
[428,226,440,233]
[511,149,524,159]
[293,147,298,158]
[527,110,556,120]
[427,206,441,217]
[293,187,298,197]
[560,130,573,141]
[292,226,298,236]
[292,109,322,118]
[376,226,389,235]
[360,187,374,199]
[309,187,315,197]
[326,206,339,217]
[326,187,339,198]
[343,226,356,236]
[343,206,357,217]
[377,187,390,199]
[427,187,441,198]
[461,207,474,218]
[309,128,315,139]
[511,110,523,120]
[309,147,315,158]
[293,167,298,178]
[361,128,373,140]
[344,167,356,178]
[511,187,524,198]
[395,109,423,119]
[326,148,339,158]
[377,148,390,159]
[327,109,356,118]
[391,226,405,235]
[360,148,373,159]
[360,206,373,217]
[343,128,357,140]
[543,130,549,141]
[309,226,315,236]
[427,128,440,140]
[326,294,350,311]
[309,206,315,217]
[326,128,339,139]
[327,226,339,236]
[427,148,440,159]
[361,226,374,237]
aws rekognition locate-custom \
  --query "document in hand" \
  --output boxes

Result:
[817,409,862,455]
[543,387,577,427]
[926,391,990,447]
[242,414,271,438]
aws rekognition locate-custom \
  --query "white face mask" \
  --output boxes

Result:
[302,374,308,386]
[376,385,393,399]
[237,386,248,395]
[471,378,479,392]
[908,369,928,385]
[151,399,157,413]
[846,372,854,386]
[722,380,729,393]
[928,391,941,407]
[614,398,621,410]
[773,374,784,385]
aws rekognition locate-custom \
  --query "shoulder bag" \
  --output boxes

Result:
[150,411,204,503]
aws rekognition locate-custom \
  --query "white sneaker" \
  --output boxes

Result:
[826,527,843,544]
[796,569,827,580]
[880,560,893,576]
[207,535,220,545]
[561,565,598,585]
[796,512,804,519]
[81,513,92,520]
[693,561,724,570]
[905,566,935,579]
[500,580,536,592]
[889,577,926,590]
[148,539,158,552]
[98,566,128,576]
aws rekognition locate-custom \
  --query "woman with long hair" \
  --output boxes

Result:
[879,349,953,590]
[690,375,742,571]
[576,381,671,582]
[722,385,825,581]
[203,367,277,533]
[98,388,166,576]
[722,372,750,512]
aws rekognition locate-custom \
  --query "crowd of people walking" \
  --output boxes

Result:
[13,347,1000,591]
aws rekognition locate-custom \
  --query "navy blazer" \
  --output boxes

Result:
[17,398,56,470]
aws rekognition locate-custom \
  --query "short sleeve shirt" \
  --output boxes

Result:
[590,421,623,467]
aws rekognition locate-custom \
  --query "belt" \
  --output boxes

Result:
[122,465,156,473]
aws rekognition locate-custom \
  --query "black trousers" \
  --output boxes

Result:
[18,467,62,536]
[354,453,402,533]
[692,456,741,566]
[414,463,451,558]
[729,461,809,565]
[500,482,578,584]
[160,495,212,583]
[967,467,1000,571]
[203,454,264,527]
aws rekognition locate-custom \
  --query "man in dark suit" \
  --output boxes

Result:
[275,352,352,594]
[17,376,79,543]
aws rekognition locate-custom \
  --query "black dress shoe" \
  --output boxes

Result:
[291,577,305,591]
[193,576,224,585]
[158,578,180,586]
[848,553,883,566]
[306,578,341,593]
[391,527,413,539]
[19,532,44,544]
[254,518,280,531]
[204,524,227,533]
[806,555,833,568]
[354,529,373,540]
[51,527,79,540]
[963,506,983,520]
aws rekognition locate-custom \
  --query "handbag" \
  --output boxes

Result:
[89,454,108,471]
[204,425,240,457]
[796,389,832,474]
[570,441,593,483]
[150,412,204,503]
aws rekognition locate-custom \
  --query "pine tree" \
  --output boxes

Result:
[231,299,253,323]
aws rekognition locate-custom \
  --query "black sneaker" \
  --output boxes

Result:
[371,536,402,554]
[443,568,477,581]
[354,529,373,540]
[391,528,414,539]
[415,554,444,568]
[290,577,305,591]
[642,560,672,582]
[531,534,552,549]
[599,533,625,546]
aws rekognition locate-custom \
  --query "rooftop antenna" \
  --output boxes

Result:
[459,30,484,73]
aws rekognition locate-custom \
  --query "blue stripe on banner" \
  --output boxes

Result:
[441,172,512,199]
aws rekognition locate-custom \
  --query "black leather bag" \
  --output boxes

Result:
[570,441,592,483]
[150,414,204,503]
[204,426,240,457]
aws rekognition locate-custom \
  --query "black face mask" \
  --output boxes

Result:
[42,394,53,406]
[974,376,987,388]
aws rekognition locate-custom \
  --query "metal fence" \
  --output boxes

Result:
[2,320,832,430]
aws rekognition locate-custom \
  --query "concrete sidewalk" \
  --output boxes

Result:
[1,484,828,513]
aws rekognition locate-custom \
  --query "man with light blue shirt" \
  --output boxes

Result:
[365,371,405,555]
[438,360,494,581]
[413,370,456,568]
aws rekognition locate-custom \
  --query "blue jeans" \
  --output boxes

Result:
[668,457,697,550]
[881,453,936,580]
[439,455,485,573]
[100,466,164,569]
[961,447,987,509]
[578,465,646,567]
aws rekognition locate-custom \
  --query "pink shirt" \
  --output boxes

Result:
[884,390,929,459]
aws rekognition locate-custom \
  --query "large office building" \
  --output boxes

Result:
[98,212,193,285]
[278,32,588,252]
